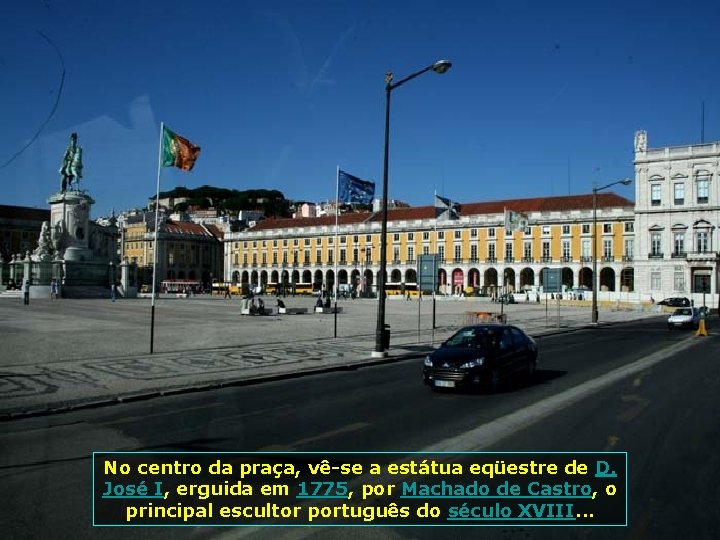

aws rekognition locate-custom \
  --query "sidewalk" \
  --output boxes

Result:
[0,296,662,419]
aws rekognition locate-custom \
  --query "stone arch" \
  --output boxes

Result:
[484,268,498,295]
[438,268,448,294]
[452,268,464,294]
[620,267,634,292]
[520,267,534,289]
[363,269,374,295]
[313,269,323,290]
[503,268,515,291]
[467,268,480,288]
[578,267,592,289]
[600,267,616,291]
[351,269,361,290]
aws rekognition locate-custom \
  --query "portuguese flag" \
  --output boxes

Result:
[161,126,201,171]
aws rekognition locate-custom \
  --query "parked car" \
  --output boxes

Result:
[658,297,690,307]
[667,307,702,330]
[423,324,538,392]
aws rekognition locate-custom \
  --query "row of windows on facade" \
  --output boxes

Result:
[649,176,711,206]
[649,269,711,293]
[231,228,716,266]
[125,241,210,253]
[231,222,634,250]
[231,238,635,267]
[649,230,713,257]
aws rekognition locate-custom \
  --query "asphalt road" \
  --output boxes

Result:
[1,320,717,539]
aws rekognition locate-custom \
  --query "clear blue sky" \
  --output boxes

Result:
[2,0,719,217]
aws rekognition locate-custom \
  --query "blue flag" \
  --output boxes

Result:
[338,170,375,204]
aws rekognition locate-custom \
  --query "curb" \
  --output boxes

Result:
[0,319,639,421]
[0,350,429,421]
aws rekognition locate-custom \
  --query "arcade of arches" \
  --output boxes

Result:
[230,265,634,295]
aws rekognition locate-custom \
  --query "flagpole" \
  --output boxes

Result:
[150,121,164,354]
[334,166,340,338]
[432,190,437,334]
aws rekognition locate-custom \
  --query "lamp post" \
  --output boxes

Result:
[374,59,452,356]
[592,177,632,324]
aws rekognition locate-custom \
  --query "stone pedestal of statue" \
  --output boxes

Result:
[48,191,95,262]
[46,190,109,291]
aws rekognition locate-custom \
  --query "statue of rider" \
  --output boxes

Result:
[60,132,83,192]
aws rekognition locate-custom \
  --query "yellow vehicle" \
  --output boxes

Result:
[293,283,313,295]
[211,281,236,296]
[385,283,420,298]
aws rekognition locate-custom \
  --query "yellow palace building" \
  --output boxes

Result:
[223,192,635,298]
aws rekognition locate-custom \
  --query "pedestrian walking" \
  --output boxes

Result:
[51,279,58,300]
[23,279,30,305]
[110,282,116,302]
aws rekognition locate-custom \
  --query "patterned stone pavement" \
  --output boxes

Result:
[0,295,664,418]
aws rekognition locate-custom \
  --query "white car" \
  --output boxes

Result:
[667,307,701,330]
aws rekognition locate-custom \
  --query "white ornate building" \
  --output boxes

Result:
[633,131,719,303]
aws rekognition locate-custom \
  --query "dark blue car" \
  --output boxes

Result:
[423,324,538,392]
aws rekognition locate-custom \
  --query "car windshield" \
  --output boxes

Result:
[673,308,692,316]
[444,327,500,349]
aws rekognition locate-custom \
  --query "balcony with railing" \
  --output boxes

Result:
[686,250,717,262]
[648,252,664,259]
[560,256,572,263]
[671,251,687,259]
[485,257,497,264]
[602,256,615,262]
[580,256,592,263]
[504,257,515,263]
[540,256,552,263]
[522,256,534,263]
[622,255,633,262]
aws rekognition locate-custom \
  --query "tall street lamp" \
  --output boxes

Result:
[373,59,452,357]
[592,177,632,324]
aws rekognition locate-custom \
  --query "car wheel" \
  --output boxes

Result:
[484,368,501,393]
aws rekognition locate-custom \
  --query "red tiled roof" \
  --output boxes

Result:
[163,220,214,236]
[458,193,633,215]
[204,224,224,239]
[248,193,633,232]
[250,213,371,232]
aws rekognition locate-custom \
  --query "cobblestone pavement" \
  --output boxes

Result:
[0,295,665,418]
